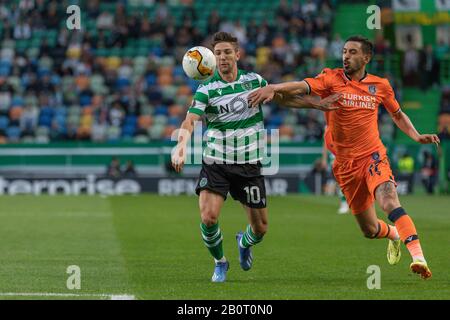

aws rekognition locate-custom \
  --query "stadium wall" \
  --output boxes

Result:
[1,142,447,195]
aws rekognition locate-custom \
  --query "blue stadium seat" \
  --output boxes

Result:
[38,115,52,128]
[54,106,67,117]
[54,114,66,125]
[268,114,283,127]
[173,66,185,77]
[167,117,180,127]
[40,106,55,117]
[122,124,136,137]
[124,115,137,126]
[79,94,92,107]
[38,107,54,127]
[187,79,200,93]
[51,75,61,85]
[6,126,21,140]
[116,77,131,90]
[154,105,168,116]
[0,116,9,130]
[11,96,24,107]
[145,74,157,86]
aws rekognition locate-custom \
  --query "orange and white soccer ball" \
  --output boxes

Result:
[182,46,216,81]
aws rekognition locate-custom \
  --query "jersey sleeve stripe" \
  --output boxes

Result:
[188,107,204,116]
[303,80,311,95]
[194,91,209,104]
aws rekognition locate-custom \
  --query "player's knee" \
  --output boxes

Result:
[376,183,400,213]
[200,212,218,227]
[379,197,398,213]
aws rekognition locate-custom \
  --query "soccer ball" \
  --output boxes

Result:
[182,46,216,81]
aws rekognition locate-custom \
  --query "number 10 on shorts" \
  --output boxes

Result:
[244,186,261,205]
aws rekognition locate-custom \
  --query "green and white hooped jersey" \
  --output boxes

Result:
[188,69,267,164]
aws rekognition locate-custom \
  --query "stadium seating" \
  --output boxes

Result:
[0,0,447,144]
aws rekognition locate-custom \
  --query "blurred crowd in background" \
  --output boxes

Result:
[0,0,448,144]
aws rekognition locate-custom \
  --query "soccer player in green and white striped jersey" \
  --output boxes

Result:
[172,32,340,282]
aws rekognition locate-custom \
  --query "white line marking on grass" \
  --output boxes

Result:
[0,293,135,300]
[110,295,135,300]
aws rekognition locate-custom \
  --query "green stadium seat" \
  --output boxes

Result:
[68,105,81,116]
[127,0,140,6]
[138,95,149,106]
[90,75,105,93]
[30,38,41,48]
[15,39,29,52]
[133,56,148,66]
[26,47,40,59]
[175,96,190,107]
[21,135,35,143]
[1,39,14,49]
[7,76,21,93]
[109,48,122,57]
[95,48,108,57]
[62,77,75,91]
[90,74,105,85]
[153,115,168,125]
[36,126,50,137]
[159,56,175,67]
[136,47,150,57]
[39,56,53,70]
[99,3,116,13]
[107,125,121,140]
[122,47,137,57]
[294,125,307,138]
[24,95,38,107]
[35,135,50,144]
[140,105,154,116]
[161,86,177,100]
[134,134,150,143]
[284,111,298,126]
[148,124,164,140]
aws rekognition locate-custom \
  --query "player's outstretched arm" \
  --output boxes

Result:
[274,93,341,112]
[391,110,440,145]
[248,81,310,107]
[172,112,200,173]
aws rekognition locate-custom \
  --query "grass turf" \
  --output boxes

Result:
[0,194,449,300]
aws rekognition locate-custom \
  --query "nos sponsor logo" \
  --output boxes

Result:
[0,175,141,196]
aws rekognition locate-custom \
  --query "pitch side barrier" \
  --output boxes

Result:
[0,142,447,195]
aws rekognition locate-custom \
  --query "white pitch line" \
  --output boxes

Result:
[0,293,135,300]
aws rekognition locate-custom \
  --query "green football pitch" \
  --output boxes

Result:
[0,194,448,300]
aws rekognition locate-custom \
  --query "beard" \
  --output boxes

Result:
[344,60,363,74]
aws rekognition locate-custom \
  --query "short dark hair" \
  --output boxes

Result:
[211,32,239,50]
[345,35,373,56]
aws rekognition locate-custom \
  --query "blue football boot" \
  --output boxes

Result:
[211,261,229,282]
[236,232,253,271]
